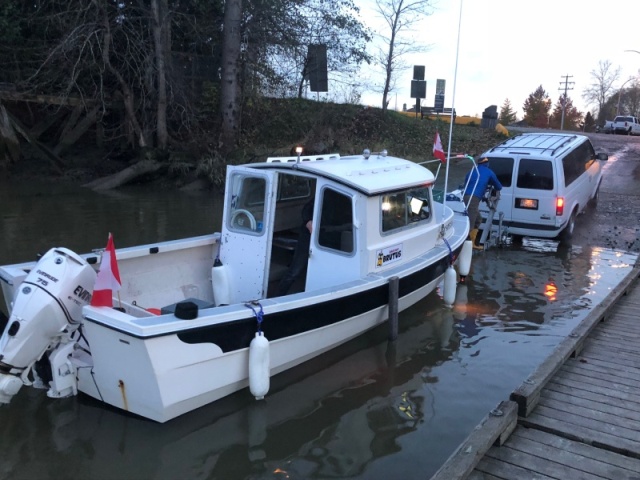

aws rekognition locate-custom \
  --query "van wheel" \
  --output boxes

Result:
[558,210,577,243]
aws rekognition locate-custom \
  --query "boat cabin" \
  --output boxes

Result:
[219,151,438,304]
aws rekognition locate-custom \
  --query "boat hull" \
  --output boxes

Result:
[79,243,462,422]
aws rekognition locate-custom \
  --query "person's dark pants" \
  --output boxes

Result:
[277,229,311,296]
[463,194,481,232]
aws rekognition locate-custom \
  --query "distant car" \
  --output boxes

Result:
[612,116,640,135]
[596,121,613,134]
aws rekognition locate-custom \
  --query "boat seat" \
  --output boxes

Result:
[272,233,298,251]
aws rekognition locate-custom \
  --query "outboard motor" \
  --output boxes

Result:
[0,248,96,404]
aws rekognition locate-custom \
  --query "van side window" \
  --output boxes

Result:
[562,142,595,186]
[318,188,354,254]
[517,159,553,190]
[487,157,514,187]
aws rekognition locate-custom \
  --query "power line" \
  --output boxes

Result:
[558,74,575,130]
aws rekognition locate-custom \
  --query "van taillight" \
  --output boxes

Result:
[556,197,564,216]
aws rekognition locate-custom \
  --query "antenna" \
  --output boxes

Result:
[442,0,464,221]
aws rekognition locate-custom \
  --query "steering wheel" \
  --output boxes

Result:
[230,209,257,231]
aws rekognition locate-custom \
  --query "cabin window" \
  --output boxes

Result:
[318,188,354,254]
[381,186,432,233]
[278,174,312,201]
[228,173,267,233]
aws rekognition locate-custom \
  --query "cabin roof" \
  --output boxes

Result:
[253,152,435,195]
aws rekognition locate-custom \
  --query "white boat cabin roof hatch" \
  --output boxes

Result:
[219,151,438,304]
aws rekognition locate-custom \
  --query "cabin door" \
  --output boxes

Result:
[220,167,277,303]
[306,186,360,291]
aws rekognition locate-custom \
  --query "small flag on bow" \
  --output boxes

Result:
[433,131,446,163]
[91,233,122,307]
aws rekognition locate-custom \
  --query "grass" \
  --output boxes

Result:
[235,98,508,164]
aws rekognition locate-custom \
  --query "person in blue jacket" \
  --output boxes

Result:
[463,157,502,245]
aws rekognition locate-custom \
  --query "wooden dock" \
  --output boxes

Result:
[432,258,640,480]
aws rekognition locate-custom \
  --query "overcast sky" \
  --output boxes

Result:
[353,0,640,118]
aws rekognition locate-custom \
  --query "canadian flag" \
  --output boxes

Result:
[433,131,446,163]
[91,233,122,307]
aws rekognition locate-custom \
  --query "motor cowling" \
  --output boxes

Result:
[0,248,96,404]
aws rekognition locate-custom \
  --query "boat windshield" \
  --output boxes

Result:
[381,185,432,233]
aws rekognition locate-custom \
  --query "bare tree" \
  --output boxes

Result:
[582,60,620,121]
[374,0,433,113]
[219,0,242,152]
[150,0,170,150]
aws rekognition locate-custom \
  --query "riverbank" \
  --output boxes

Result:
[5,100,509,189]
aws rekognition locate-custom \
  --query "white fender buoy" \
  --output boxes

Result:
[249,332,270,400]
[212,258,231,306]
[458,240,473,279]
[443,266,457,307]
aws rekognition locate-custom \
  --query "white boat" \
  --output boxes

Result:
[0,149,471,422]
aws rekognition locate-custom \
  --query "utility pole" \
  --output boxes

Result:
[558,74,574,130]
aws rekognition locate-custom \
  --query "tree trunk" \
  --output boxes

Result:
[219,0,243,153]
[98,5,148,148]
[54,104,101,155]
[83,160,163,191]
[381,14,399,114]
[151,0,169,150]
[0,104,21,169]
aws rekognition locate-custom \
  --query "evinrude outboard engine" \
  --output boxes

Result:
[0,248,96,404]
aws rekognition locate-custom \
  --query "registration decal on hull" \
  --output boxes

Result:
[376,244,403,268]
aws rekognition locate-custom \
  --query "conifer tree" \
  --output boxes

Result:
[523,86,552,128]
[498,98,517,125]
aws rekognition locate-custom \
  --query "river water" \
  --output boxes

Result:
[0,176,637,480]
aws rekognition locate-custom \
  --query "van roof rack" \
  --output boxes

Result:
[488,133,578,157]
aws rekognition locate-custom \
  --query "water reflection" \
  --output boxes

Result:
[0,180,637,479]
[0,299,460,480]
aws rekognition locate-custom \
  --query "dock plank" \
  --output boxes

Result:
[474,454,557,480]
[554,368,640,397]
[537,395,640,432]
[520,409,640,458]
[545,379,640,414]
[575,352,640,378]
[540,388,640,423]
[485,441,605,480]
[501,431,639,480]
[515,427,640,474]
[561,362,640,389]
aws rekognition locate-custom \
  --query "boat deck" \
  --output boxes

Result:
[431,258,640,480]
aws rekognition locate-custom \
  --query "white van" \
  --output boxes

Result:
[476,133,608,241]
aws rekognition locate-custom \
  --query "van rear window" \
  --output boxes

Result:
[517,159,553,190]
[486,157,514,187]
